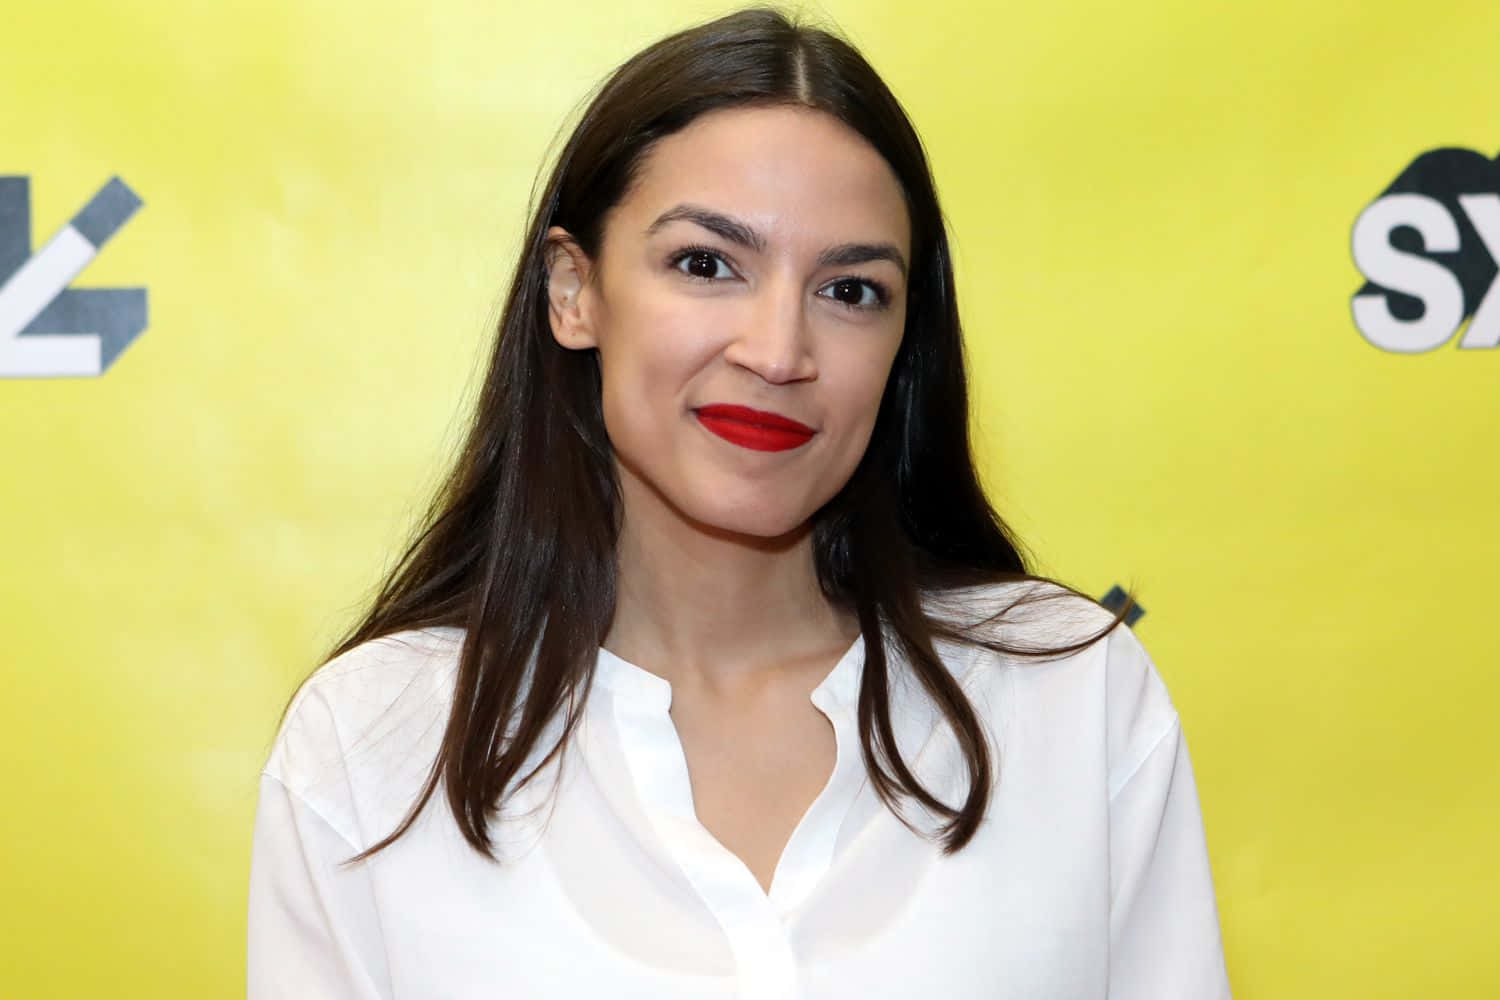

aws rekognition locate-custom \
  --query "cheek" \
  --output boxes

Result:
[595,298,721,430]
[831,338,902,430]
[811,339,903,489]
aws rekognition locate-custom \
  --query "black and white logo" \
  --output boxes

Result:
[1350,148,1499,353]
[0,176,147,378]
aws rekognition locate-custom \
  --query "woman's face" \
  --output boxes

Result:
[547,104,910,540]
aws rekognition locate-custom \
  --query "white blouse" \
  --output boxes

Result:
[247,582,1232,999]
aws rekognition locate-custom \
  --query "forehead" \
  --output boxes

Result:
[613,105,910,252]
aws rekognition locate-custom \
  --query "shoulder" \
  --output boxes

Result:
[262,626,466,843]
[922,577,1119,654]
[922,579,1180,797]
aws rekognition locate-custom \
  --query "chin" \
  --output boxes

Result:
[674,484,824,543]
[689,501,813,543]
[616,452,835,543]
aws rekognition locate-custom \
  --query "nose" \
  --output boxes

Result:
[721,273,818,384]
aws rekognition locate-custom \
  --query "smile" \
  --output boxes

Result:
[693,404,816,452]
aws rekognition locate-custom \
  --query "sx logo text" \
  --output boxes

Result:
[1350,147,1500,353]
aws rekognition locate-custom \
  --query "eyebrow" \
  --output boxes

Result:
[644,203,908,277]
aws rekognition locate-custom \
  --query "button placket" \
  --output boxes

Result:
[765,656,866,919]
[595,639,866,1000]
[610,688,800,998]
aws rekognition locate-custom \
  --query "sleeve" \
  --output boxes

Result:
[247,771,392,999]
[247,671,396,1000]
[1107,706,1233,998]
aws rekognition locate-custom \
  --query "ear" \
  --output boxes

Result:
[544,227,598,350]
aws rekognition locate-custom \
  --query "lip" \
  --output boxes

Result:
[693,404,816,452]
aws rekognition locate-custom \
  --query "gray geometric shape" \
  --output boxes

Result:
[21,287,148,372]
[0,176,31,281]
[69,176,142,249]
[1101,584,1146,626]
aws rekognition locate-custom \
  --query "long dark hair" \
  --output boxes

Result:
[298,5,1135,867]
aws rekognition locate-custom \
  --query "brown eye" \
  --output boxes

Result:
[818,277,887,310]
[673,248,733,280]
[831,279,863,304]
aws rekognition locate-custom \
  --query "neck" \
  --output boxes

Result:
[604,473,858,697]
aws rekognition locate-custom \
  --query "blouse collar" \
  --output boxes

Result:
[592,634,866,717]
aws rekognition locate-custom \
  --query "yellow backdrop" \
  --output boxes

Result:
[3,1,1496,996]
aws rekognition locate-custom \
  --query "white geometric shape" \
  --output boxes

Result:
[0,333,103,377]
[0,225,96,343]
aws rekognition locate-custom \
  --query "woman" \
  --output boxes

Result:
[248,7,1231,998]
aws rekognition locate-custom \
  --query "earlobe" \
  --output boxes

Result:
[545,227,598,351]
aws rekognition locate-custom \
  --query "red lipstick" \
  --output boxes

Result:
[694,404,816,452]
